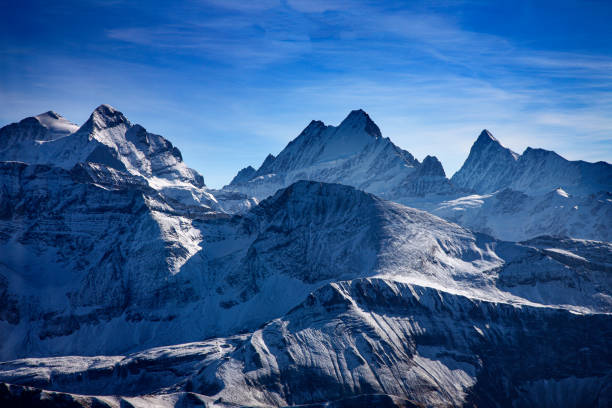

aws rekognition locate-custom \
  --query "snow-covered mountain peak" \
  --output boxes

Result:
[475,128,496,142]
[33,111,79,136]
[452,128,611,198]
[418,155,446,177]
[83,104,131,131]
[451,129,520,193]
[471,129,517,157]
[35,110,63,124]
[223,109,458,201]
[0,111,78,153]
[42,110,60,118]
[337,108,382,139]
[0,106,226,210]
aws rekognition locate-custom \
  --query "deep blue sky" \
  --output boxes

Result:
[1,0,611,187]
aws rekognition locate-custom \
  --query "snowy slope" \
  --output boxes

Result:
[0,111,78,151]
[1,178,610,361]
[431,188,612,242]
[224,110,456,201]
[1,278,610,407]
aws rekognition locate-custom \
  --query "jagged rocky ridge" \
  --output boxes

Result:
[0,107,611,407]
[225,113,611,242]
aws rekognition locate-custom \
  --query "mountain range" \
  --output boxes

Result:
[224,112,611,242]
[0,105,610,407]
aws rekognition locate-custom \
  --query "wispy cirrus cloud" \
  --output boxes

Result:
[1,0,610,187]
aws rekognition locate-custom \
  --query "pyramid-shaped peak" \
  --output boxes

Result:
[31,110,79,134]
[418,155,446,177]
[341,109,371,124]
[471,129,518,159]
[338,109,381,138]
[88,104,130,130]
[476,129,498,144]
[38,110,62,120]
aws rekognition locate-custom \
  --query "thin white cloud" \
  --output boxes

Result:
[3,1,611,187]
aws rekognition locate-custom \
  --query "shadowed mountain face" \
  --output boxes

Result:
[0,107,611,407]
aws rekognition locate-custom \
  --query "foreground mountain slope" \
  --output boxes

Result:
[1,278,610,407]
[1,177,610,361]
[224,110,456,201]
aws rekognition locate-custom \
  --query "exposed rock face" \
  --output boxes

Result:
[228,165,256,186]
[450,129,519,194]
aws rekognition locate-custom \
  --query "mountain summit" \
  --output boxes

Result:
[84,103,131,131]
[452,129,612,195]
[225,109,455,200]
[450,129,519,193]
[0,105,222,210]
[338,108,382,138]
